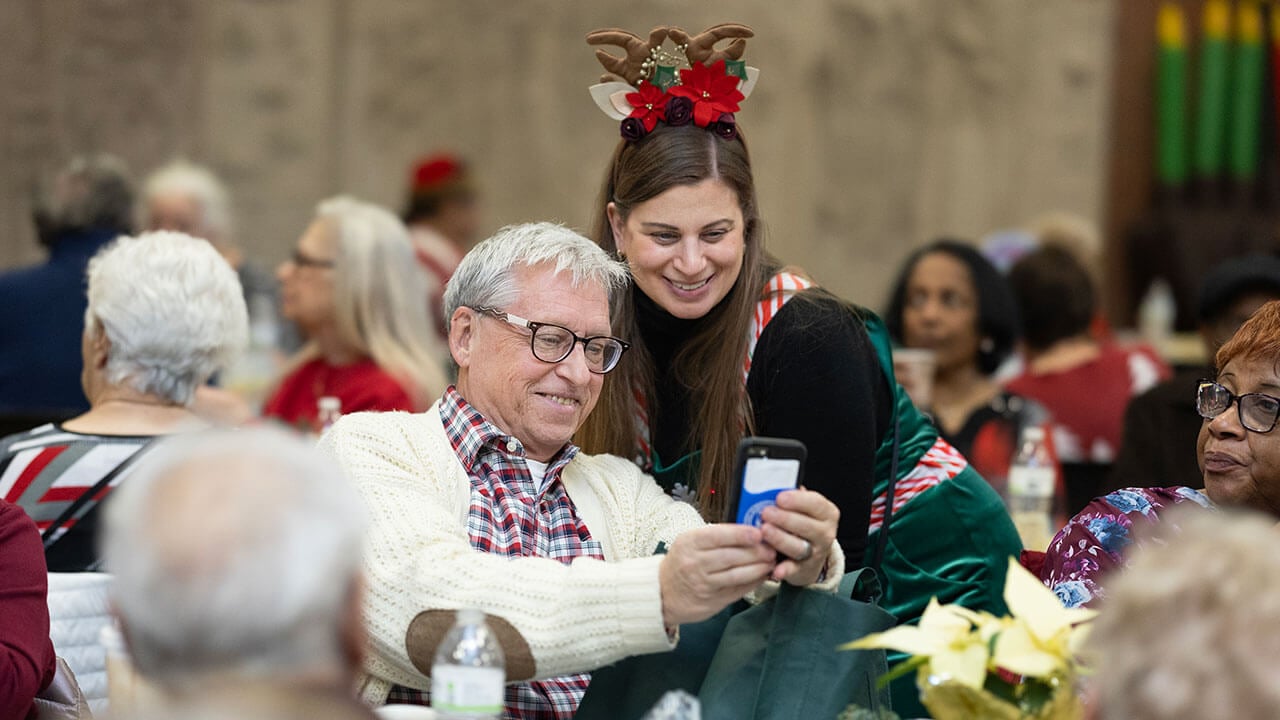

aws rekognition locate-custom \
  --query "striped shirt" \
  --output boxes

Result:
[0,424,151,571]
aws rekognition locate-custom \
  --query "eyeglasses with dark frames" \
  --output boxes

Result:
[470,305,630,374]
[290,249,335,269]
[1196,380,1280,433]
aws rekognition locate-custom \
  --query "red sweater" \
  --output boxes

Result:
[1005,343,1170,463]
[0,501,55,720]
[262,357,416,432]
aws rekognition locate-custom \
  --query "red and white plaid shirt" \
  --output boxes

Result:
[386,387,604,719]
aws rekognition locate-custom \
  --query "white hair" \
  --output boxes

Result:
[85,231,248,404]
[314,195,447,406]
[1088,508,1280,719]
[37,153,134,238]
[103,427,368,688]
[443,221,629,329]
[138,160,234,246]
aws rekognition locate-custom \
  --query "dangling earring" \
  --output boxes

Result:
[979,337,995,354]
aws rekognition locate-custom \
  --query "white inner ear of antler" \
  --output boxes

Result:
[589,82,637,121]
[739,67,760,99]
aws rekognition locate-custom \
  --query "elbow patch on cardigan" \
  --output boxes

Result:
[405,609,535,681]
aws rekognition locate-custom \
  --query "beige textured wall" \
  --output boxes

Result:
[0,0,1113,311]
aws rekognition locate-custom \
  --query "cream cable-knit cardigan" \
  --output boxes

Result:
[318,403,844,704]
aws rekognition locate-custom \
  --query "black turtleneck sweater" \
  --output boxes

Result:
[634,287,890,567]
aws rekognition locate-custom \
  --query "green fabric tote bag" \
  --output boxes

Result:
[697,567,895,720]
[574,568,894,720]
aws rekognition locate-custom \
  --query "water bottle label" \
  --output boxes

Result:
[431,665,504,715]
[1009,466,1054,498]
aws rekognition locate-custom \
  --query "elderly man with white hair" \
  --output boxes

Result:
[102,426,374,717]
[139,159,300,353]
[320,222,844,719]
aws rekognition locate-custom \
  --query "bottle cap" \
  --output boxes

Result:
[456,608,485,625]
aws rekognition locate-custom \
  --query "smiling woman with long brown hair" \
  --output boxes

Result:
[575,24,1021,716]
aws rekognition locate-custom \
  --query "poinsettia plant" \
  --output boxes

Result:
[842,558,1096,720]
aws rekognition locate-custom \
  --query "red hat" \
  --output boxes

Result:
[411,154,466,194]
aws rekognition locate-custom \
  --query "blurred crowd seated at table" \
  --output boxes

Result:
[5,151,1280,719]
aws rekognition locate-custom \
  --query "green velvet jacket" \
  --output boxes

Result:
[863,312,1024,716]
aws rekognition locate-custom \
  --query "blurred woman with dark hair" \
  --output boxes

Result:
[885,239,1056,504]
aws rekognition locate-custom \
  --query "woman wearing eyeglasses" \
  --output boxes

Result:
[1034,299,1280,609]
[262,196,448,432]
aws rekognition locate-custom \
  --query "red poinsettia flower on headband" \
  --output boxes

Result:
[668,59,744,128]
[626,82,669,133]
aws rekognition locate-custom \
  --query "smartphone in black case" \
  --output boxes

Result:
[730,437,807,526]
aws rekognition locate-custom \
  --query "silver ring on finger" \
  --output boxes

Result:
[796,539,814,562]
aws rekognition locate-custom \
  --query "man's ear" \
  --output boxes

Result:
[606,202,628,257]
[449,307,475,370]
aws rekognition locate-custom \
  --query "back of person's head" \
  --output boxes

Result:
[1215,299,1280,372]
[138,160,234,247]
[85,231,247,404]
[402,153,473,222]
[103,427,368,689]
[1196,254,1280,353]
[1008,244,1096,352]
[314,195,446,402]
[1030,211,1102,276]
[1087,508,1280,719]
[34,154,134,246]
[444,221,629,329]
[884,238,1021,374]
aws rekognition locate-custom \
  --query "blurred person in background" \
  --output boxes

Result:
[138,159,300,354]
[0,497,57,720]
[0,231,247,572]
[103,427,373,719]
[1109,254,1280,492]
[1083,508,1280,720]
[262,196,447,432]
[884,239,1061,512]
[1006,245,1170,511]
[0,154,133,423]
[403,152,481,342]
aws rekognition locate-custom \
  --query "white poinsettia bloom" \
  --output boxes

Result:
[842,598,991,688]
[993,558,1096,679]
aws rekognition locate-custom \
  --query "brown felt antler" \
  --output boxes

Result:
[585,26,670,85]
[669,23,754,66]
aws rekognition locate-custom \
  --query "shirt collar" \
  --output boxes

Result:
[438,386,579,476]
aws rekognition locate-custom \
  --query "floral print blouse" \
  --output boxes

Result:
[1036,486,1215,608]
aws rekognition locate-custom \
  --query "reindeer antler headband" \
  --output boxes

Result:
[585,23,760,142]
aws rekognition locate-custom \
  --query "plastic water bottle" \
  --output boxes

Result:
[1137,277,1176,345]
[316,396,342,436]
[1007,426,1055,551]
[431,608,505,720]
